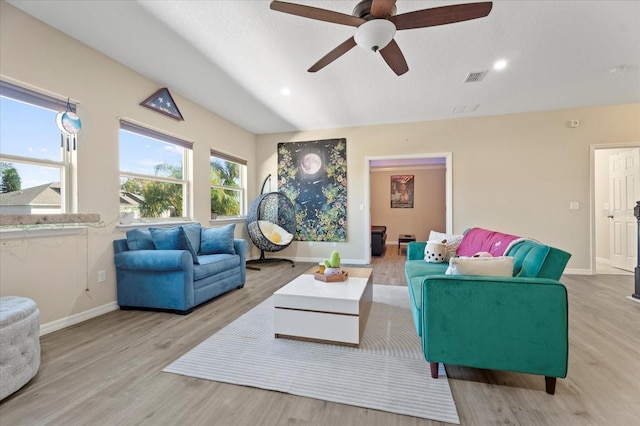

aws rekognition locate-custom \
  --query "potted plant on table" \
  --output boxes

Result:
[323,250,342,276]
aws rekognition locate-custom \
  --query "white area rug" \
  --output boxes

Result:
[163,284,460,424]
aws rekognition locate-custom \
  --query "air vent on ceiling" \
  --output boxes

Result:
[464,71,488,83]
[452,104,480,114]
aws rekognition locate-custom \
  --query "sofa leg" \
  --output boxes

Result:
[430,362,439,379]
[545,376,557,395]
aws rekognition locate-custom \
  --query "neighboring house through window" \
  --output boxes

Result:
[210,150,247,219]
[0,81,76,214]
[119,120,192,221]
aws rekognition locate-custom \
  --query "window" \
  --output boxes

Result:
[210,150,247,219]
[119,120,192,221]
[0,81,76,215]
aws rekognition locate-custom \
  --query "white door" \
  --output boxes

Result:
[609,148,640,271]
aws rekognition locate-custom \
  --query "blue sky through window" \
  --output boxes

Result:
[1,95,184,191]
[0,97,62,189]
[119,130,183,178]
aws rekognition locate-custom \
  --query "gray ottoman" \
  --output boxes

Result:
[0,296,40,401]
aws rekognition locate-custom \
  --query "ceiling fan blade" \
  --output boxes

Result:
[308,37,357,73]
[390,2,493,30]
[379,39,409,76]
[271,1,365,27]
[370,0,397,18]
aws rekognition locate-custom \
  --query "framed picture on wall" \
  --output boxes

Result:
[391,175,414,208]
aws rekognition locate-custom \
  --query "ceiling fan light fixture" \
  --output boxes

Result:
[354,19,396,52]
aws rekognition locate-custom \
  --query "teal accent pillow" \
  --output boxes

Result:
[126,229,155,251]
[181,223,202,254]
[201,223,236,255]
[149,227,200,264]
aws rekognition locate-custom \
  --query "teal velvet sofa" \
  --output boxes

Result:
[113,223,247,314]
[405,230,571,394]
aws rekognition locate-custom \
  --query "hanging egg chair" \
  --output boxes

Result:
[246,177,296,270]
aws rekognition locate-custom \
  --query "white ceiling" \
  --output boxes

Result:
[8,0,640,135]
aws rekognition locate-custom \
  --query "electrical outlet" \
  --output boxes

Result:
[98,270,106,283]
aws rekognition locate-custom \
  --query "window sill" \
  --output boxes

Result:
[117,220,197,231]
[209,216,247,225]
[0,213,100,227]
[0,214,100,240]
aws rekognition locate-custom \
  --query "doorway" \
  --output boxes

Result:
[364,153,452,264]
[592,144,639,275]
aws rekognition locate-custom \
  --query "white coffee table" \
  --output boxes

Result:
[273,267,373,347]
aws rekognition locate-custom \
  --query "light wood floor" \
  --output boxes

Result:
[1,247,639,425]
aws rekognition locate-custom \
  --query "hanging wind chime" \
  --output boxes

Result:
[56,99,82,151]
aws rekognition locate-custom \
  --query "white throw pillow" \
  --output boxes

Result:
[428,231,464,261]
[445,256,514,277]
[258,220,293,245]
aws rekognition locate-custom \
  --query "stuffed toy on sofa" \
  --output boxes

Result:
[424,239,447,263]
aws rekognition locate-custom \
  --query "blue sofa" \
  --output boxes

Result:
[405,228,571,394]
[113,223,247,314]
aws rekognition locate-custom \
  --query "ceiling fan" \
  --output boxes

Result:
[270,0,493,76]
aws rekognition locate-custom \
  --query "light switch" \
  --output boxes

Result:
[570,202,580,210]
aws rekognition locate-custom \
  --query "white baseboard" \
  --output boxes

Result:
[247,256,368,266]
[563,268,592,275]
[40,301,119,336]
[290,256,367,265]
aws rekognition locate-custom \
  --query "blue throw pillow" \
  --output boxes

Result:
[181,223,202,254]
[148,227,200,265]
[149,227,187,250]
[201,223,236,255]
[126,229,155,251]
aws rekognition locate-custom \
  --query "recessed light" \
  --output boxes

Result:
[493,59,507,70]
[280,87,291,96]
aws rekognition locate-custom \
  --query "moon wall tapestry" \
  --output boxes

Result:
[277,139,347,242]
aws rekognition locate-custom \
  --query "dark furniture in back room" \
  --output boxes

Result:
[371,225,387,256]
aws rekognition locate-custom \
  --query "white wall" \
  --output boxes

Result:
[0,2,256,328]
[257,105,640,273]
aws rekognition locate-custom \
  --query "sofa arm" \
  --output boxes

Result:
[421,275,568,379]
[114,250,193,271]
[113,239,129,255]
[234,239,248,285]
[407,241,426,260]
[233,239,247,264]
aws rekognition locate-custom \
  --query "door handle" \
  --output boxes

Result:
[607,215,614,219]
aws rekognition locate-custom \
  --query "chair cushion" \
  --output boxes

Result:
[193,253,240,281]
[258,220,293,245]
[509,241,550,278]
